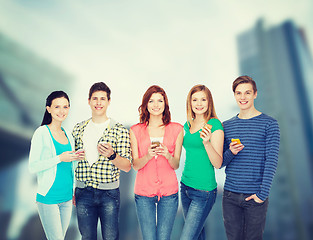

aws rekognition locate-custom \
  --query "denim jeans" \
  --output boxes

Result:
[36,200,72,240]
[135,193,178,240]
[222,190,269,240]
[180,182,217,240]
[75,187,120,240]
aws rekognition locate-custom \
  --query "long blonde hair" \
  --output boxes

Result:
[186,85,217,127]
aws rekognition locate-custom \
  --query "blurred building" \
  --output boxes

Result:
[237,19,313,240]
[0,32,73,239]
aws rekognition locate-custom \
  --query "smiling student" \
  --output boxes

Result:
[130,85,184,240]
[29,91,84,240]
[222,76,280,240]
[72,82,132,240]
[180,85,224,240]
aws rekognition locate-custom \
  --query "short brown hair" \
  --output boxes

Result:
[232,76,257,93]
[89,82,111,100]
[138,85,171,125]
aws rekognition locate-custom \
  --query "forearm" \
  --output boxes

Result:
[221,149,235,168]
[165,153,179,170]
[132,154,152,171]
[204,143,223,168]
[111,154,131,172]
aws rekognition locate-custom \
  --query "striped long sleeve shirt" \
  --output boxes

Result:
[222,113,280,201]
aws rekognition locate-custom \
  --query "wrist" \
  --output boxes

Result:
[108,151,117,160]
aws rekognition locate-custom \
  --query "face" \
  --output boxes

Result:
[46,97,70,123]
[191,91,208,116]
[88,91,110,116]
[147,93,165,117]
[234,83,257,111]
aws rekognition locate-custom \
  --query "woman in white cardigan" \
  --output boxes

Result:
[29,91,84,240]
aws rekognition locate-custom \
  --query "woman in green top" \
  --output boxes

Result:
[180,85,224,240]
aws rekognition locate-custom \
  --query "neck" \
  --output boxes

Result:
[48,120,62,131]
[148,114,164,127]
[238,107,261,119]
[92,114,108,123]
[193,114,206,123]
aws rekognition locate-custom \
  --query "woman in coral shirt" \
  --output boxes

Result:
[130,85,184,240]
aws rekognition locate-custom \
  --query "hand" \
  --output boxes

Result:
[59,151,78,162]
[97,143,114,158]
[200,127,212,146]
[245,194,264,203]
[229,141,244,155]
[155,143,171,160]
[147,144,158,159]
[72,194,76,206]
[74,150,85,161]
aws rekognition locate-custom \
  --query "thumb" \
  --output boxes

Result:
[245,195,253,201]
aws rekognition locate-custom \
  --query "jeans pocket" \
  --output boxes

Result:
[106,188,120,200]
[223,190,232,198]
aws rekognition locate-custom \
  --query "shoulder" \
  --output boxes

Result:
[130,123,145,132]
[73,118,91,131]
[167,122,183,130]
[111,120,129,134]
[261,114,279,130]
[209,118,223,132]
[223,116,237,125]
[32,125,48,137]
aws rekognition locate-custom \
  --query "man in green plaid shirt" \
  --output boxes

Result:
[72,82,132,240]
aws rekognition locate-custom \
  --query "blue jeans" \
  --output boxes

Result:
[222,190,269,240]
[37,200,72,240]
[180,182,217,240]
[75,187,120,240]
[135,193,178,240]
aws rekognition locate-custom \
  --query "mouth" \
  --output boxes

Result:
[239,101,248,105]
[195,107,204,111]
[95,106,103,110]
[57,114,66,118]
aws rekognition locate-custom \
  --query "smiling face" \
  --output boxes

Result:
[88,91,110,117]
[46,97,70,123]
[234,83,257,111]
[147,93,165,117]
[191,91,208,117]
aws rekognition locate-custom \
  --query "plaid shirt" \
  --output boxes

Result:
[72,118,132,188]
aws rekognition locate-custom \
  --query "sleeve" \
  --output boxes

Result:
[117,127,132,163]
[221,121,235,168]
[28,128,61,174]
[72,123,80,151]
[256,120,280,201]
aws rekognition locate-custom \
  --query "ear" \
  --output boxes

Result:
[46,106,51,113]
[254,91,258,99]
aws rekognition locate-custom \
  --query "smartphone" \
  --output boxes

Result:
[151,141,161,149]
[75,149,85,154]
[231,138,241,144]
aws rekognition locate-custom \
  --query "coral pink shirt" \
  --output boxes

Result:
[131,122,183,199]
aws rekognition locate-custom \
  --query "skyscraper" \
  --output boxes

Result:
[237,19,313,240]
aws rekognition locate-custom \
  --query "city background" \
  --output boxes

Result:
[1,1,313,239]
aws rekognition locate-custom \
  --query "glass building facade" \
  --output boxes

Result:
[237,20,313,240]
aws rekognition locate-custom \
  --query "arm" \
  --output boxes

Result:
[201,128,224,169]
[98,127,132,172]
[29,128,79,174]
[256,120,280,201]
[130,129,156,171]
[157,129,184,170]
[221,128,244,167]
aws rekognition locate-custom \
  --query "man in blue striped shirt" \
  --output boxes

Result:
[222,76,280,240]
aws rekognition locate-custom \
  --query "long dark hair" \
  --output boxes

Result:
[41,91,70,126]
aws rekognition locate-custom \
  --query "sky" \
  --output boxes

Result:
[1,1,313,238]
[1,0,313,128]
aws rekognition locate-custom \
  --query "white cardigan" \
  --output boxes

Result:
[29,125,77,196]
